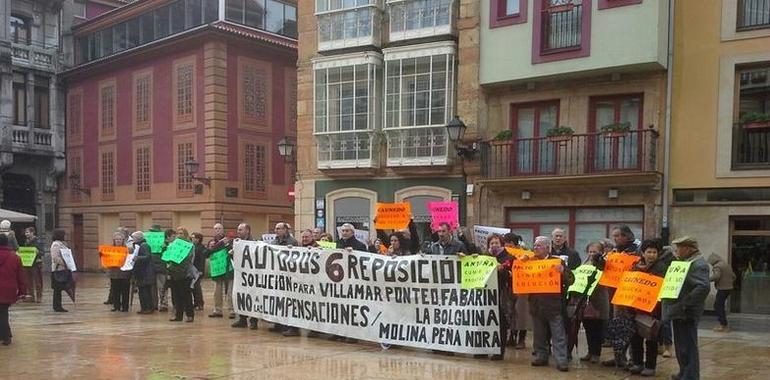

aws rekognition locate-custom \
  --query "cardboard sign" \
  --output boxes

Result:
[161,238,193,264]
[317,240,337,249]
[512,258,562,294]
[209,248,231,278]
[461,255,498,289]
[145,231,165,254]
[598,253,640,288]
[60,248,77,271]
[505,247,535,260]
[568,264,603,296]
[99,245,129,268]
[611,271,664,313]
[428,201,459,231]
[375,202,412,230]
[659,261,693,300]
[16,247,38,267]
[473,225,510,251]
[121,246,139,272]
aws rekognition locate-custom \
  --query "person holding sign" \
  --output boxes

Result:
[22,227,44,303]
[130,231,156,314]
[105,232,131,312]
[49,229,72,313]
[0,234,26,346]
[232,224,259,330]
[149,226,171,312]
[167,228,196,322]
[525,236,574,372]
[502,233,530,350]
[664,236,710,380]
[428,223,466,256]
[572,241,610,364]
[190,233,207,311]
[207,223,234,319]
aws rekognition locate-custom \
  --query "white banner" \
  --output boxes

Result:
[60,248,77,271]
[472,225,510,251]
[232,240,502,355]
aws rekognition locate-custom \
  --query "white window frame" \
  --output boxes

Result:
[313,52,383,169]
[386,0,457,42]
[74,1,87,18]
[316,0,382,51]
[383,41,456,166]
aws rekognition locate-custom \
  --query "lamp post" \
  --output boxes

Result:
[445,116,477,160]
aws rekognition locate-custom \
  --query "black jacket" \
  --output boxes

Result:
[553,244,582,270]
[132,241,155,286]
[337,237,367,251]
[193,243,207,273]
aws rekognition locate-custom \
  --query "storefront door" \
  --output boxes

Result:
[731,216,770,314]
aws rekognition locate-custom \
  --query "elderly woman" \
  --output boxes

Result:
[106,232,131,312]
[168,227,195,322]
[526,235,574,372]
[50,229,72,313]
[577,241,611,364]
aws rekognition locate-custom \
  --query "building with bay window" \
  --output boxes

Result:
[58,0,297,270]
[296,0,466,244]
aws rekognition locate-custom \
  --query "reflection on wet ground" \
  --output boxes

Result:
[2,274,768,379]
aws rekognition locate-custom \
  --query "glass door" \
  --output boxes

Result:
[731,216,770,314]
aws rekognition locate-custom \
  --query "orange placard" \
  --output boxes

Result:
[374,202,412,230]
[505,247,535,260]
[99,245,128,268]
[512,258,562,294]
[611,271,664,313]
[598,253,640,288]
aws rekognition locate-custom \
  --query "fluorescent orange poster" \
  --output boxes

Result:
[99,245,128,268]
[611,271,664,313]
[513,258,562,294]
[598,253,640,288]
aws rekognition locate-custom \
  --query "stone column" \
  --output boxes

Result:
[26,72,35,130]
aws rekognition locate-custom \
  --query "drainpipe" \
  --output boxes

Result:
[661,0,675,244]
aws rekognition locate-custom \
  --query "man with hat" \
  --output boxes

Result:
[663,236,710,380]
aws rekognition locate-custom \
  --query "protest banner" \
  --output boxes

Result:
[375,202,412,230]
[262,234,277,243]
[317,240,337,249]
[428,201,459,231]
[611,271,664,313]
[145,231,165,254]
[472,225,510,251]
[162,238,194,264]
[60,248,77,271]
[99,245,129,268]
[659,261,692,300]
[121,245,139,272]
[232,240,502,355]
[16,247,37,267]
[598,253,640,288]
[460,255,498,289]
[505,247,534,260]
[568,265,603,296]
[209,248,231,278]
[512,258,562,294]
[336,226,370,244]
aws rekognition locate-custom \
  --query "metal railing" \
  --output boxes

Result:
[737,0,770,31]
[481,129,659,179]
[541,0,582,52]
[733,124,770,169]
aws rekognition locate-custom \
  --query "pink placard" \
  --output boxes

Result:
[428,201,459,231]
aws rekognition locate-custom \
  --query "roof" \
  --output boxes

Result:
[210,21,298,50]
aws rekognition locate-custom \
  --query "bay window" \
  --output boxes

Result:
[384,43,455,166]
[387,0,455,41]
[316,0,381,51]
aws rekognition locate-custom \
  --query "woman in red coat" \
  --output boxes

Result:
[0,233,26,346]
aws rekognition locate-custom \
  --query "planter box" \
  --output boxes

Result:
[743,121,770,130]
[548,134,573,143]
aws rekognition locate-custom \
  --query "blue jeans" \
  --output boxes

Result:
[714,290,731,326]
[673,319,700,380]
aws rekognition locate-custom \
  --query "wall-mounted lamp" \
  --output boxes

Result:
[184,159,211,186]
[67,173,90,196]
[446,116,478,160]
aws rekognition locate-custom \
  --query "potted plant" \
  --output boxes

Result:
[739,112,770,130]
[546,126,575,142]
[600,122,631,138]
[546,0,575,13]
[491,129,513,144]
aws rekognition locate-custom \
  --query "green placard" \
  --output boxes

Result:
[569,264,603,296]
[318,240,337,249]
[17,247,38,267]
[161,238,193,264]
[659,261,692,300]
[209,248,231,278]
[460,255,498,290]
[145,231,165,254]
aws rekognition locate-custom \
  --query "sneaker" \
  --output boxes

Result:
[641,368,656,377]
[590,356,600,364]
[556,364,569,372]
[662,345,673,358]
[282,328,300,337]
[580,354,593,362]
[629,365,644,374]
[1,338,11,346]
[531,358,549,367]
[231,320,247,328]
[208,312,223,318]
[249,321,259,330]
[186,316,194,323]
[601,358,617,367]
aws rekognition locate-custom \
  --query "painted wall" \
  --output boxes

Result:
[480,0,668,85]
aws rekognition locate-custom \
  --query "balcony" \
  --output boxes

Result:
[733,124,770,169]
[737,0,770,31]
[2,125,55,154]
[316,132,380,170]
[11,42,59,72]
[387,0,456,42]
[481,129,659,182]
[541,0,583,53]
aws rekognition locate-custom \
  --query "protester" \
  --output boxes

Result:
[148,225,169,312]
[107,232,131,312]
[300,229,318,248]
[527,235,574,372]
[503,232,529,349]
[551,228,582,270]
[271,222,299,336]
[190,232,206,311]
[658,246,675,358]
[49,229,72,313]
[131,231,156,314]
[319,233,334,242]
[387,232,411,256]
[707,252,735,332]
[457,226,480,254]
[232,223,258,330]
[428,223,465,255]
[167,227,195,322]
[336,223,366,251]
[628,239,672,377]
[22,227,44,303]
[664,236,710,380]
[0,220,18,250]
[486,233,509,361]
[0,234,26,346]
[578,241,610,364]
[208,223,234,319]
[312,227,324,242]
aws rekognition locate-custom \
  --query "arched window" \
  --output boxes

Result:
[10,15,31,44]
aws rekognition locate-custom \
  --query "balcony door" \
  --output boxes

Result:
[511,101,559,175]
[589,94,643,172]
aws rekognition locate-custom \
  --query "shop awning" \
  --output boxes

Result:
[0,208,37,223]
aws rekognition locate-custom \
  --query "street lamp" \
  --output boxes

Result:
[277,137,295,163]
[184,159,211,186]
[67,173,90,196]
[445,116,477,160]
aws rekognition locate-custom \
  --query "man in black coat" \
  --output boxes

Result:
[551,228,582,270]
[336,223,367,251]
[131,231,156,314]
